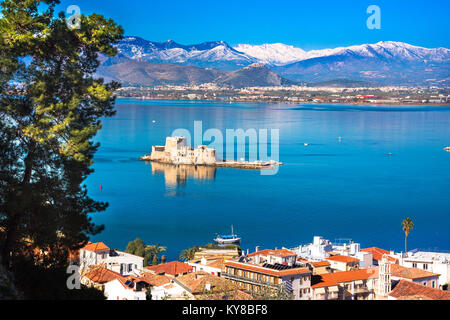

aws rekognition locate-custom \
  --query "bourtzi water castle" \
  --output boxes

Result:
[139,137,282,169]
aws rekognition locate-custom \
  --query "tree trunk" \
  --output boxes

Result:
[405,234,408,255]
[1,148,35,268]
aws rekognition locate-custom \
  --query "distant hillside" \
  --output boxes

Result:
[214,63,293,87]
[307,79,381,88]
[97,59,227,86]
[97,59,294,88]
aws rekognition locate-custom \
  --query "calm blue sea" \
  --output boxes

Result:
[86,99,450,260]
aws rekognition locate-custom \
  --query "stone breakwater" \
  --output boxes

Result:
[139,156,282,170]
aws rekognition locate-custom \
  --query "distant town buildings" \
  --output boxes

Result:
[75,239,450,301]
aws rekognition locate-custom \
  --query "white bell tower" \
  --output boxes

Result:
[378,254,392,298]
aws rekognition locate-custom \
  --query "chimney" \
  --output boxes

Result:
[205,283,211,291]
[246,249,249,256]
[255,246,260,253]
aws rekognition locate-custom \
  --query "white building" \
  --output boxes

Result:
[79,242,144,276]
[292,236,373,268]
[188,256,224,277]
[224,248,312,300]
[151,281,189,300]
[399,251,450,289]
[104,278,147,301]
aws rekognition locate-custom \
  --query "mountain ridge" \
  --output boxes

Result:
[103,36,450,86]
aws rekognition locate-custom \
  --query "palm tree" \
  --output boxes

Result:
[179,247,197,262]
[145,244,167,264]
[401,218,414,254]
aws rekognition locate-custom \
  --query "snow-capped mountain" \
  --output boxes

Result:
[234,41,450,66]
[234,43,309,66]
[104,37,450,85]
[114,36,257,70]
[272,41,450,85]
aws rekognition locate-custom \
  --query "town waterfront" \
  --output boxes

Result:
[87,99,450,260]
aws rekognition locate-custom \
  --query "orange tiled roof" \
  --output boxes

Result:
[326,255,359,263]
[146,261,193,276]
[311,268,378,288]
[389,280,450,300]
[390,264,440,280]
[361,247,396,262]
[310,261,331,267]
[225,261,311,277]
[247,249,296,258]
[82,242,110,253]
[176,271,239,295]
[140,273,172,287]
[84,266,124,284]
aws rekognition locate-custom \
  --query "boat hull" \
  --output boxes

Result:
[214,238,241,245]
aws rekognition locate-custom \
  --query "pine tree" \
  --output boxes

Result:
[0,0,123,274]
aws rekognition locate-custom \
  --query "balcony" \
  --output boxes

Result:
[353,286,370,294]
[223,272,281,289]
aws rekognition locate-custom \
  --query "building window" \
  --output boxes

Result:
[432,281,436,288]
[423,264,428,270]
[412,263,417,268]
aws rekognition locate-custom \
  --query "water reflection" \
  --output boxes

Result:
[150,162,216,187]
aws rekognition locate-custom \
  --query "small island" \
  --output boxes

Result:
[140,137,282,170]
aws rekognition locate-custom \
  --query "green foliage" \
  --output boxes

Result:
[152,255,158,266]
[0,0,123,297]
[179,247,198,262]
[125,238,166,267]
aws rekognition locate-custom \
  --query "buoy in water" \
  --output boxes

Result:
[100,184,103,191]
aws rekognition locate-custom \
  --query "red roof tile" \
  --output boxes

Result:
[311,269,378,288]
[82,242,110,253]
[145,261,193,276]
[389,280,450,300]
[326,255,359,263]
[84,267,124,284]
[310,261,331,267]
[390,264,440,280]
[361,247,396,262]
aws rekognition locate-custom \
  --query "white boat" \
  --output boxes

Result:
[214,225,241,245]
[444,147,450,151]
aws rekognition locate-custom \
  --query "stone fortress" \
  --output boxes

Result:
[146,137,217,165]
[140,136,282,170]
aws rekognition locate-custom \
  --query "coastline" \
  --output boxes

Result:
[116,96,450,108]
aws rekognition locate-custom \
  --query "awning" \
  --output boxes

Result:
[328,286,339,292]
[315,287,326,294]
[355,280,364,285]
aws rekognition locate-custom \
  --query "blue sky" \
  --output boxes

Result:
[55,0,449,50]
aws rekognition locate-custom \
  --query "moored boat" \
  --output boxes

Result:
[214,225,241,245]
